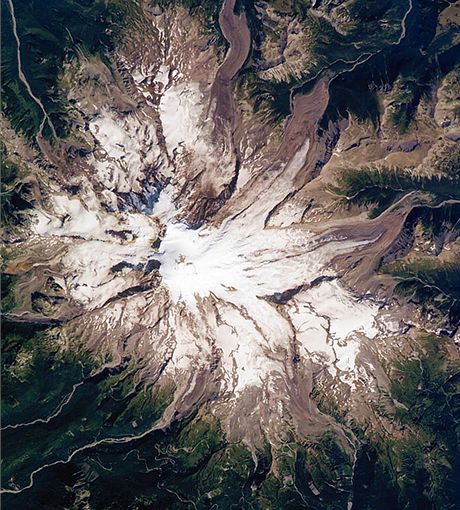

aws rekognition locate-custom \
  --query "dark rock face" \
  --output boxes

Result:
[385,140,420,153]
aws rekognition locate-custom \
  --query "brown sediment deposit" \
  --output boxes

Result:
[280,79,330,174]
[211,0,251,131]
[283,81,329,156]
[212,78,331,225]
[325,199,424,293]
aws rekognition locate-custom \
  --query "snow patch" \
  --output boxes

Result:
[151,208,381,391]
[33,195,118,239]
[159,80,209,154]
[89,109,160,193]
[32,195,161,308]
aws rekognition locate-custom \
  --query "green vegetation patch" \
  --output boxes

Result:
[1,322,94,432]
[314,335,460,510]
[381,258,460,330]
[1,0,131,140]
[259,433,353,510]
[388,336,460,509]
[0,143,33,226]
[330,165,460,218]
[1,319,173,491]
